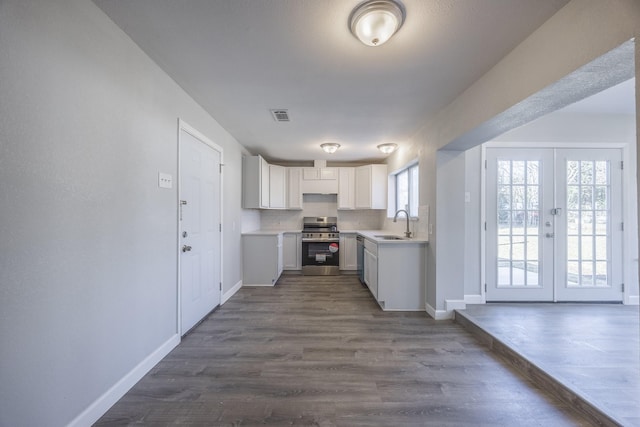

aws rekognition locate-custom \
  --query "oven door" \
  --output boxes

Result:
[301,239,340,276]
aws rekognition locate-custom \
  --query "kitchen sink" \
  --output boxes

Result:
[374,235,406,240]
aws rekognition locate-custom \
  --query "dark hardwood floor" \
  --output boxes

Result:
[96,275,591,426]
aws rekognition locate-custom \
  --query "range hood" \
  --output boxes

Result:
[301,161,338,194]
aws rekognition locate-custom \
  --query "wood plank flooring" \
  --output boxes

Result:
[455,304,640,427]
[96,275,591,426]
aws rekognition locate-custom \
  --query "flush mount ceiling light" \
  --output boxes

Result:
[321,143,341,154]
[377,143,398,154]
[349,0,405,47]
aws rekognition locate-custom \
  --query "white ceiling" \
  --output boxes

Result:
[557,78,636,115]
[94,0,572,162]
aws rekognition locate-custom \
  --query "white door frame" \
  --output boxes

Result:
[177,119,224,335]
[481,141,636,304]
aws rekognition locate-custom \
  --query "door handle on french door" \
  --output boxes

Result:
[545,233,555,238]
[182,245,192,252]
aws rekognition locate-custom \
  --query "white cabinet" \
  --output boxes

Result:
[339,233,357,270]
[360,236,427,311]
[363,239,378,298]
[242,233,283,286]
[287,167,302,210]
[303,167,338,180]
[283,232,301,270]
[338,167,355,210]
[243,155,270,209]
[301,167,339,194]
[355,164,387,209]
[269,164,286,209]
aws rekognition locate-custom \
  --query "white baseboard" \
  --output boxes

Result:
[426,303,451,320]
[222,279,242,304]
[68,334,180,427]
[627,295,639,305]
[242,283,275,287]
[464,294,485,304]
[445,299,466,312]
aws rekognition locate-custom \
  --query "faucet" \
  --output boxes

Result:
[393,209,412,238]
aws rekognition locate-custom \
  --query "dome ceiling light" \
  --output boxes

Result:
[320,143,341,154]
[377,143,398,154]
[349,0,405,47]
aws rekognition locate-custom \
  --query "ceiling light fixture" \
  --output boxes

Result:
[377,143,398,154]
[349,0,405,47]
[321,143,341,154]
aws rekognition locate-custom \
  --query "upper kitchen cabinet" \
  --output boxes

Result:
[287,167,302,210]
[243,155,270,209]
[302,167,338,180]
[355,164,387,209]
[269,164,286,209]
[338,167,355,210]
[301,167,338,194]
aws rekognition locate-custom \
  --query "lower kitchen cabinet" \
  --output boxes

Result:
[339,233,357,271]
[242,233,283,286]
[362,237,426,310]
[363,239,378,298]
[283,232,301,270]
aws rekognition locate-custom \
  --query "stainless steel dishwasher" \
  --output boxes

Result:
[356,235,364,284]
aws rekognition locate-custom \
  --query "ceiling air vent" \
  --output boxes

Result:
[270,109,290,122]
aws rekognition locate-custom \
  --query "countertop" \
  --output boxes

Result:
[355,230,429,244]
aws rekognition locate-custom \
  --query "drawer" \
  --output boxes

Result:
[364,239,377,256]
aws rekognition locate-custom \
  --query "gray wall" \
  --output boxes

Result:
[463,146,483,299]
[394,0,640,314]
[0,0,249,425]
[435,150,466,309]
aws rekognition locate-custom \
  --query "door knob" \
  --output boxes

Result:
[545,233,554,238]
[182,245,192,252]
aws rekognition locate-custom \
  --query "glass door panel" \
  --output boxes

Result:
[555,149,622,301]
[486,148,555,301]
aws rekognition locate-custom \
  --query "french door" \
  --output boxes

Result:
[486,148,623,302]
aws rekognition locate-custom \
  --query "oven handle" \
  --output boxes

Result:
[301,238,340,243]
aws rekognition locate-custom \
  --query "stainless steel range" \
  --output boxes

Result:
[301,216,340,276]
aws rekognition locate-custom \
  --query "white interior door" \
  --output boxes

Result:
[179,126,221,335]
[486,147,623,302]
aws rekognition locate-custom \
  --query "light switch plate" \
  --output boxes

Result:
[158,172,173,189]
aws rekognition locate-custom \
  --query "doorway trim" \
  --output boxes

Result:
[176,118,224,335]
[480,141,636,304]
